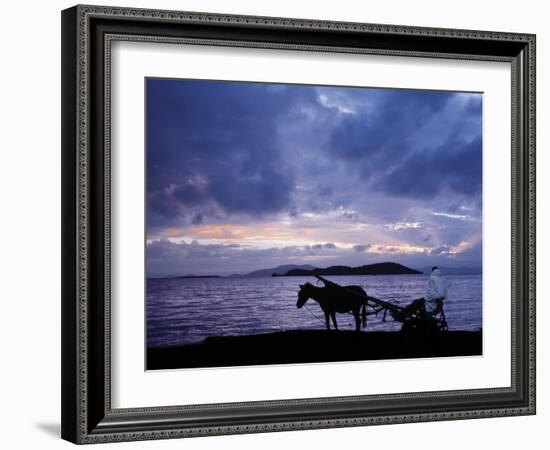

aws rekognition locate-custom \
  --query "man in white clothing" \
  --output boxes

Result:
[396,266,447,319]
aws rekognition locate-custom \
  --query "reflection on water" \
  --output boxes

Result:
[147,274,482,348]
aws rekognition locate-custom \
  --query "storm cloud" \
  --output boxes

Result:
[147,79,314,231]
[146,79,483,276]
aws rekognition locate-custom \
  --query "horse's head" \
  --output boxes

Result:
[297,282,314,308]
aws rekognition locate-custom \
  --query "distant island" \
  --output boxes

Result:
[227,264,316,278]
[154,266,315,280]
[172,275,221,279]
[154,262,483,280]
[272,262,422,277]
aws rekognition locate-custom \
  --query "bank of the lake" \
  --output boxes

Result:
[147,329,482,370]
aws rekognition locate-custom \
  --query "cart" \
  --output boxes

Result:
[314,275,448,332]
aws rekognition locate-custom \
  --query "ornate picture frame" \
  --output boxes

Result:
[61,4,535,444]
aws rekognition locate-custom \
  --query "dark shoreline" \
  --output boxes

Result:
[147,329,482,370]
[272,262,422,277]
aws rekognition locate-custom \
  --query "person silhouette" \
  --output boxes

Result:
[397,266,447,318]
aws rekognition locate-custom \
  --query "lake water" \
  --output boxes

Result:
[147,274,482,348]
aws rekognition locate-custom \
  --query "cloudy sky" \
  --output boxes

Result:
[146,78,482,277]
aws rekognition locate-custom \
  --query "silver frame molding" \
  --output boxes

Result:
[61,4,536,444]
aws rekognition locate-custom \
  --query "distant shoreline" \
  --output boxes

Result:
[151,261,429,279]
[272,272,421,277]
[147,329,482,370]
[147,272,482,280]
[172,275,221,279]
[274,262,422,277]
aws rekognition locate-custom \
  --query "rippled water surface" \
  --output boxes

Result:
[147,275,482,348]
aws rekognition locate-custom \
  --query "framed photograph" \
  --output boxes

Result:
[61,4,536,444]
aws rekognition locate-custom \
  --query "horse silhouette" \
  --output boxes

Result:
[297,282,369,331]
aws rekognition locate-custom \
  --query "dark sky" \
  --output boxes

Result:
[146,78,482,276]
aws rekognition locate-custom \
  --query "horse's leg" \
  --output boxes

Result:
[324,310,330,330]
[331,312,338,330]
[354,311,361,332]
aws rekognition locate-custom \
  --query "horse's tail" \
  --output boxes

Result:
[361,301,367,328]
